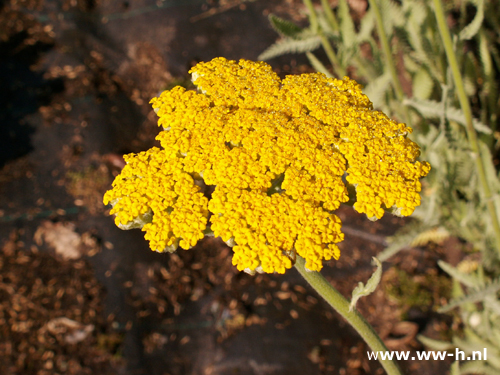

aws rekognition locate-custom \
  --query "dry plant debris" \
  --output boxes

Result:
[0,230,123,375]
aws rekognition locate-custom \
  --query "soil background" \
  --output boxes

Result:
[0,0,456,374]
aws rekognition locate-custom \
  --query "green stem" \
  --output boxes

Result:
[320,0,339,32]
[432,0,500,257]
[303,0,345,77]
[368,0,412,127]
[303,0,319,32]
[319,33,346,77]
[294,256,403,375]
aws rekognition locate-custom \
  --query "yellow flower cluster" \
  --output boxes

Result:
[104,57,430,274]
[103,147,209,252]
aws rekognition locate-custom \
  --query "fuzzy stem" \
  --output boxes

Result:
[319,33,346,77]
[294,255,403,375]
[303,0,345,77]
[318,0,374,80]
[368,0,412,127]
[320,0,339,32]
[303,0,319,32]
[432,0,500,257]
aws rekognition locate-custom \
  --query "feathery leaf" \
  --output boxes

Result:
[438,278,500,313]
[460,362,500,375]
[404,98,492,134]
[363,72,391,109]
[410,226,450,247]
[268,14,303,38]
[413,66,434,100]
[459,0,485,40]
[338,0,356,48]
[306,52,333,77]
[417,334,454,351]
[357,8,375,43]
[438,260,481,289]
[258,35,321,61]
[349,257,382,312]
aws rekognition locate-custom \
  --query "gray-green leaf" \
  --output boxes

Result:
[349,257,382,312]
[363,72,392,109]
[306,52,333,78]
[459,0,485,40]
[438,278,500,313]
[258,36,322,61]
[438,260,481,288]
[417,334,454,351]
[413,67,434,100]
[268,14,303,39]
[404,98,492,134]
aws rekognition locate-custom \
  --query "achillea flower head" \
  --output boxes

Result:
[104,57,430,274]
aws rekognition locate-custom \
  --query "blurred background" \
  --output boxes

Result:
[0,0,459,374]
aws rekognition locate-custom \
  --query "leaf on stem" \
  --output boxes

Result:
[438,260,481,288]
[460,362,500,375]
[417,334,454,351]
[258,35,322,61]
[459,0,485,40]
[349,257,382,312]
[268,14,303,38]
[450,360,460,375]
[413,67,434,100]
[363,72,391,109]
[306,52,333,77]
[438,278,500,313]
[403,98,492,134]
[338,0,356,48]
[357,8,375,43]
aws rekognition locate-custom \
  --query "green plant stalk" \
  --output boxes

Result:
[303,0,319,32]
[353,55,376,82]
[320,0,339,32]
[328,0,373,80]
[319,33,346,77]
[303,0,345,77]
[479,30,498,132]
[432,0,500,257]
[368,0,412,127]
[294,255,403,375]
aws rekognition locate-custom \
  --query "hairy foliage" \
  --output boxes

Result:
[261,0,500,373]
[258,32,321,60]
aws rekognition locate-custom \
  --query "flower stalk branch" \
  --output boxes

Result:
[320,0,339,32]
[303,0,319,32]
[303,0,345,77]
[432,0,500,256]
[319,33,346,77]
[368,0,412,127]
[294,255,403,375]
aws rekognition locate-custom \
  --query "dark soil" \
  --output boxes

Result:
[0,1,456,374]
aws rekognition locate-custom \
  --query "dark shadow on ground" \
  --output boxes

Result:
[0,32,64,168]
